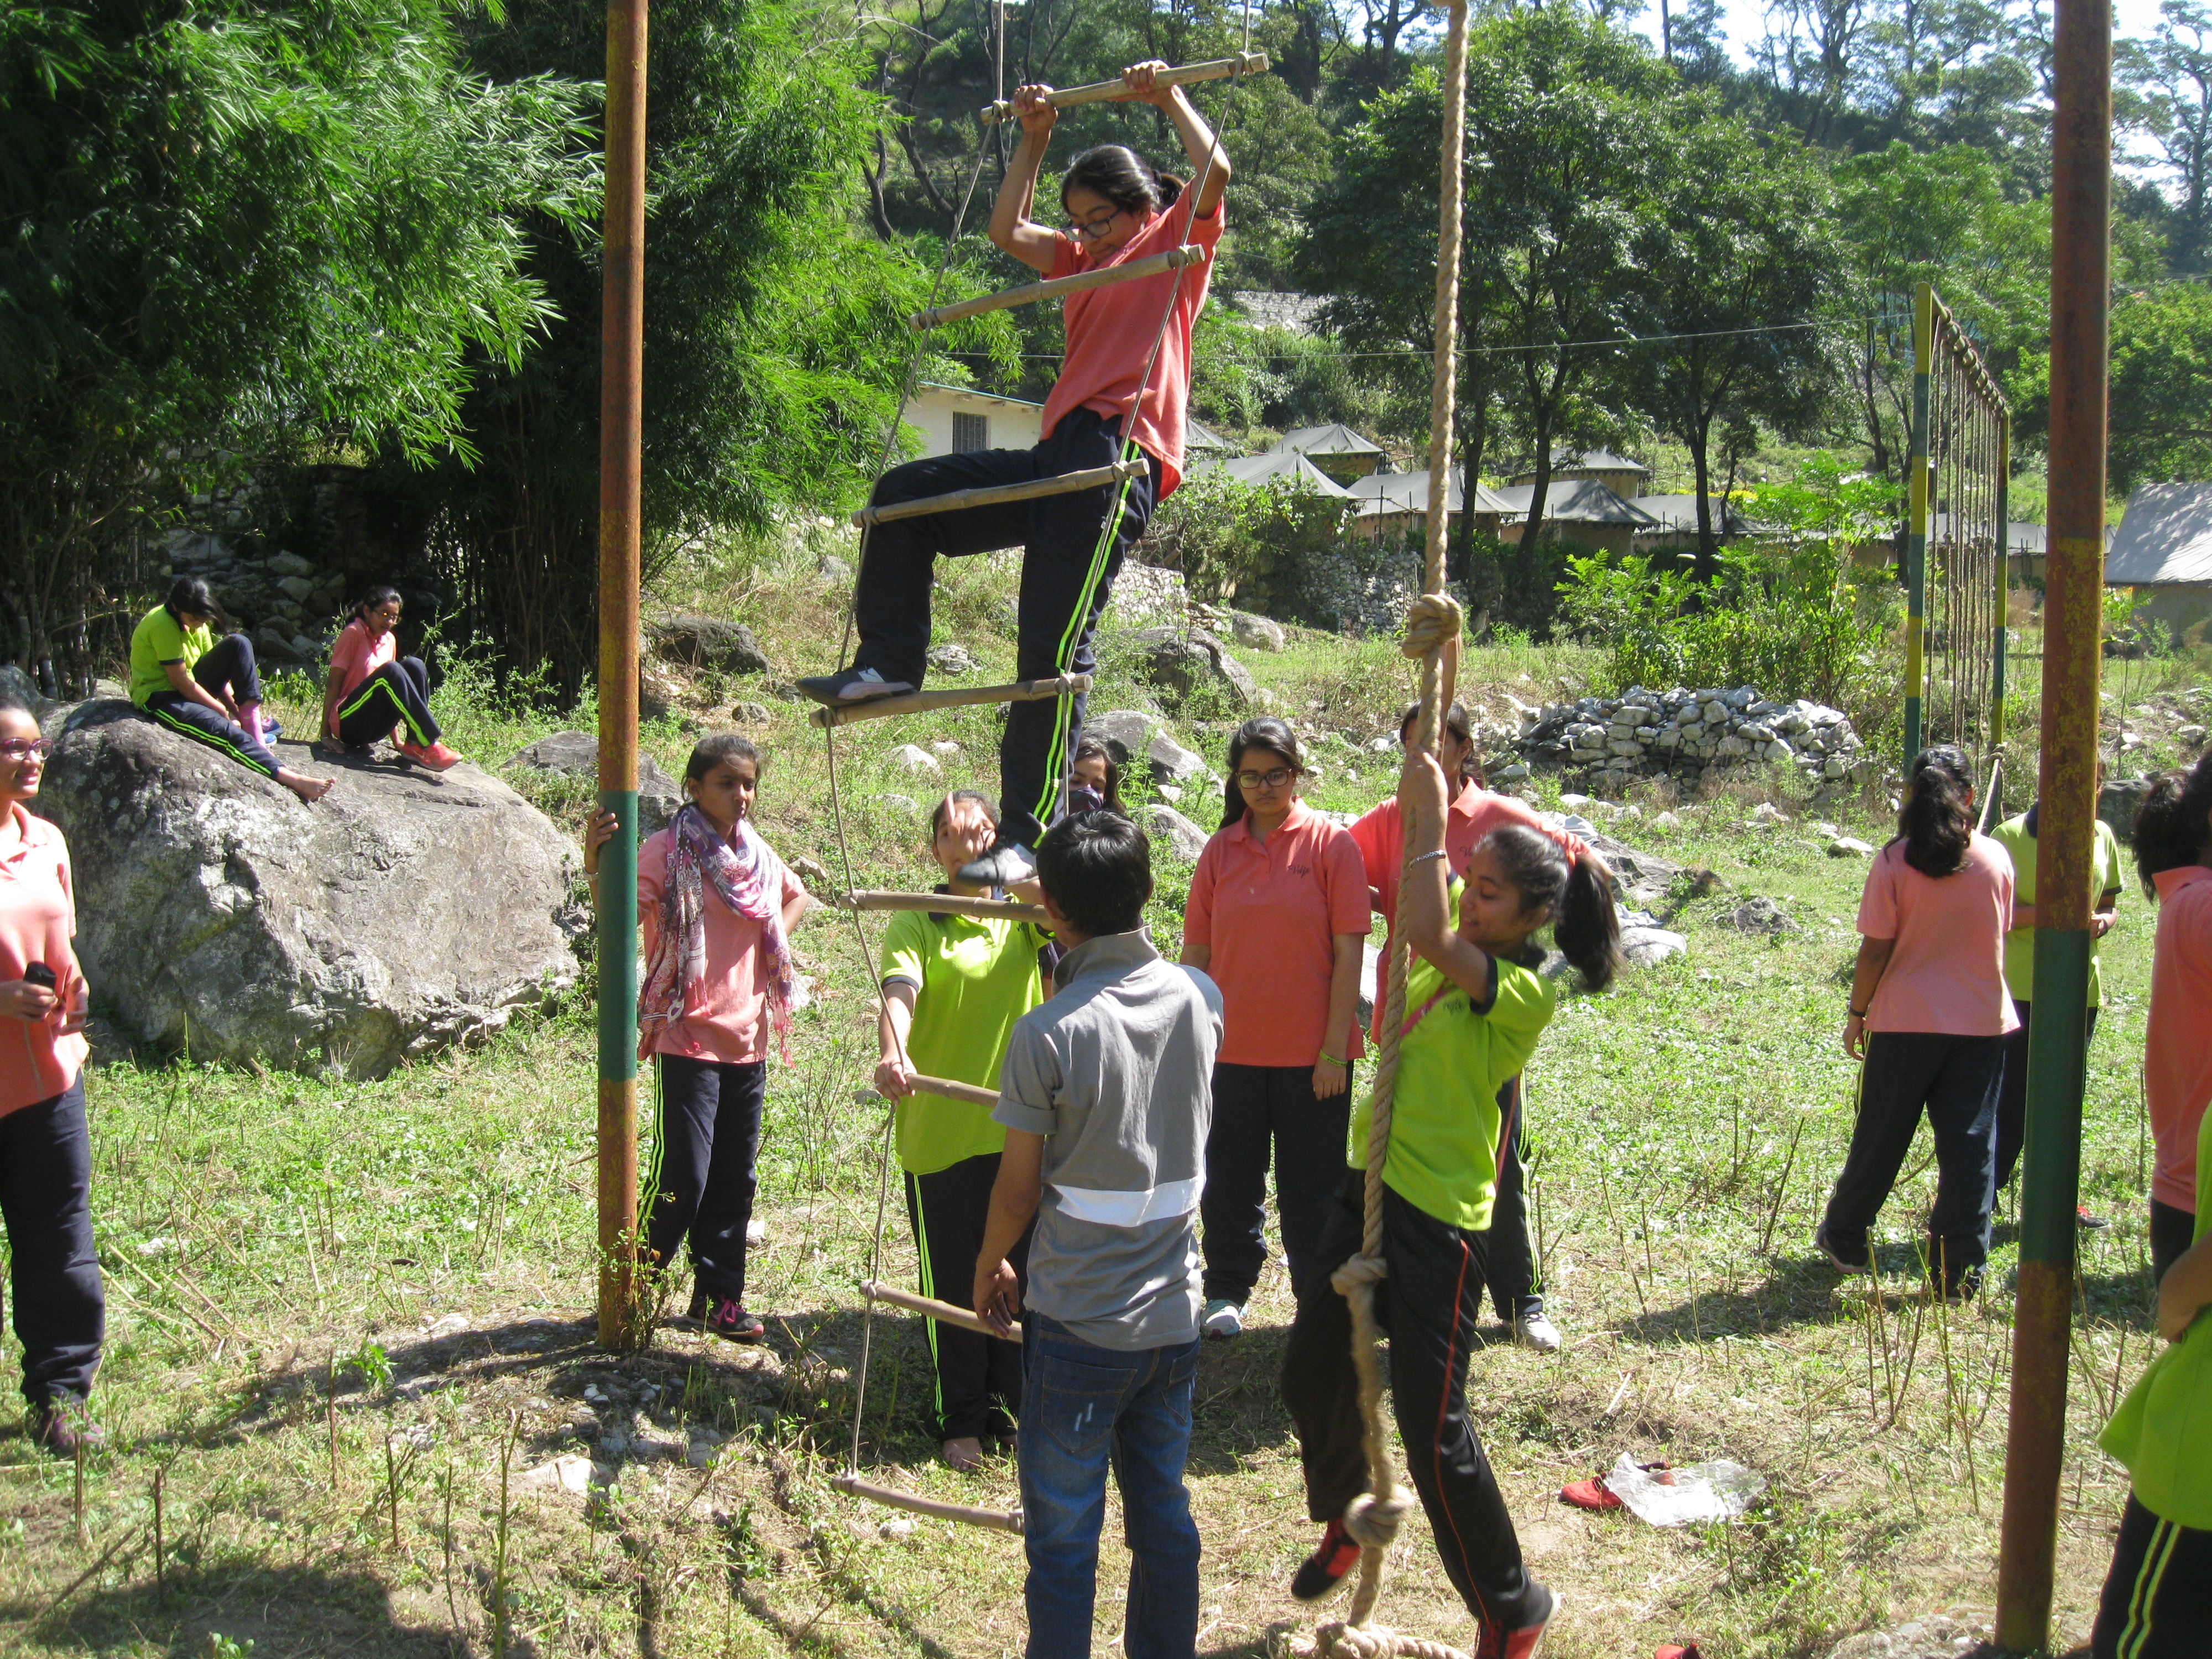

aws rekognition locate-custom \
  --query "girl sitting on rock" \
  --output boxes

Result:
[586,733,808,1342]
[128,577,332,803]
[321,586,460,770]
[874,790,1055,1469]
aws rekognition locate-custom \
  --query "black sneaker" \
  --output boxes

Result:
[957,841,1037,888]
[2079,1204,2110,1230]
[794,666,912,707]
[700,1295,766,1343]
[27,1396,106,1457]
[1815,1225,1871,1275]
[1290,1519,1361,1603]
[1934,1264,1984,1305]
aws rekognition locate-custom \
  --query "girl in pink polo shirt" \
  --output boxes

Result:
[0,697,103,1455]
[321,586,458,770]
[1350,702,1567,1353]
[1818,745,2017,1301]
[1181,717,1369,1339]
[2132,751,2212,1284]
[587,733,808,1342]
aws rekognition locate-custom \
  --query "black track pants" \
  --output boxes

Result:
[2092,1493,2212,1658]
[1484,1078,1542,1322]
[853,406,1160,849]
[1282,1173,1546,1633]
[0,1076,105,1407]
[142,633,278,778]
[905,1152,1028,1441]
[646,1056,765,1306]
[1200,1061,1353,1306]
[335,657,441,747]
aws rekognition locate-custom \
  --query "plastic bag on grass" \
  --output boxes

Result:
[1605,1452,1766,1525]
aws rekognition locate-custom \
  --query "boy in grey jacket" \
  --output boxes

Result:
[973,811,1223,1659]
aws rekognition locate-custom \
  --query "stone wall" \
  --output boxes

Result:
[1511,686,1875,797]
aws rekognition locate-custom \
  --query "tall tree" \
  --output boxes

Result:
[1622,107,1848,575]
[0,0,593,691]
[2121,0,2212,270]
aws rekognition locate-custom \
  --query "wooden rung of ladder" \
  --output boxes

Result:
[864,1279,1023,1343]
[831,889,1050,924]
[853,459,1147,529]
[911,246,1206,331]
[832,1473,1025,1534]
[979,52,1270,124]
[808,674,1092,730]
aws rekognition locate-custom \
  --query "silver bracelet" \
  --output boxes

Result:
[1409,849,1448,867]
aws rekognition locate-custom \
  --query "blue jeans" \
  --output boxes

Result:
[1018,1313,1201,1659]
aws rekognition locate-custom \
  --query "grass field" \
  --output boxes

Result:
[1,542,2200,1659]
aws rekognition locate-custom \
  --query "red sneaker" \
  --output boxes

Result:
[399,739,462,771]
[700,1296,765,1343]
[1559,1475,1621,1510]
[1473,1584,1555,1659]
[1290,1518,1362,1602]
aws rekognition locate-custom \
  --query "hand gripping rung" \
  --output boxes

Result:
[832,1474,1025,1533]
[808,674,1092,729]
[832,890,1049,924]
[912,246,1206,330]
[853,460,1147,529]
[979,52,1270,123]
[864,1279,1022,1342]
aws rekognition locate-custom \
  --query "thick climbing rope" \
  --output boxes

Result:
[1297,5,1473,1658]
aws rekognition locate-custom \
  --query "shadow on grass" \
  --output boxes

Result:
[48,1560,497,1659]
[1611,1253,1861,1344]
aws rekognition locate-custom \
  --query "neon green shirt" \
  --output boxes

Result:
[1348,888,1556,1232]
[2100,1104,2212,1528]
[880,903,1051,1175]
[1990,812,2124,1005]
[128,606,214,708]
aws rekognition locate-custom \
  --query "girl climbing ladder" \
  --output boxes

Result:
[799,59,1230,888]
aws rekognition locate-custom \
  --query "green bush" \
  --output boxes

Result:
[1460,530,1579,641]
[1145,472,1364,626]
[1557,544,1889,711]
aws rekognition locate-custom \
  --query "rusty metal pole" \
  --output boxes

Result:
[1995,0,2107,1640]
[596,0,647,1350]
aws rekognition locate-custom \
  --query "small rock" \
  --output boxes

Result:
[520,1454,595,1494]
[1494,762,1530,781]
[1142,804,1211,862]
[731,701,773,726]
[930,739,962,758]
[889,744,942,778]
[1227,612,1287,652]
[649,615,770,676]
[875,794,919,816]
[508,732,686,834]
[1619,926,1688,967]
[926,643,977,675]
[1750,802,1790,826]
[1368,737,1397,754]
[1126,627,1256,711]
[1651,811,1682,830]
[878,1515,917,1539]
[2179,724,2206,748]
[1144,731,1209,784]
[1726,898,1800,936]
[422,1312,471,1339]
[1159,784,1182,801]
[1828,836,1876,858]
[817,554,853,585]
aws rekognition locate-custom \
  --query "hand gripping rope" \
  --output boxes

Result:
[1287,5,1478,1658]
[817,40,1267,1536]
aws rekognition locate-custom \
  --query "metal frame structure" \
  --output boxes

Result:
[1905,281,2011,799]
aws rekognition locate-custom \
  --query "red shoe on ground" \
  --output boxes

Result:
[1559,1475,1621,1510]
[1654,1644,1704,1658]
[399,739,462,771]
[1290,1519,1362,1602]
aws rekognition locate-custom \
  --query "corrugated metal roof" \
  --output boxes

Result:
[2109,483,2212,585]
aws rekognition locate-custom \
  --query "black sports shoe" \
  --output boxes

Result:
[1815,1225,1871,1275]
[957,841,1037,888]
[1290,1519,1361,1603]
[2078,1204,2110,1230]
[27,1396,106,1457]
[794,666,912,707]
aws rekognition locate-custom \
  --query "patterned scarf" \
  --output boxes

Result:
[637,804,807,1061]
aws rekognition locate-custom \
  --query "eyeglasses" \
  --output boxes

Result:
[1065,207,1121,239]
[1234,766,1298,791]
[0,739,52,761]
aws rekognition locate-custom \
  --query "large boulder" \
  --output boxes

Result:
[507,731,685,833]
[1124,628,1256,712]
[40,703,585,1078]
[648,615,770,676]
[2100,775,2157,841]
[1547,820,1686,910]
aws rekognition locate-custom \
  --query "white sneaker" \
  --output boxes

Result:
[1201,1299,1245,1339]
[1513,1311,1564,1353]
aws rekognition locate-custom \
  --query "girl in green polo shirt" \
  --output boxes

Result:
[2090,1100,2212,1656]
[875,790,1054,1472]
[1280,752,1620,1650]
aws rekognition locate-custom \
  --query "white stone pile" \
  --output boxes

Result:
[1513,685,1872,795]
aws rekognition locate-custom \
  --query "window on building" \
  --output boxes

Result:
[952,412,989,453]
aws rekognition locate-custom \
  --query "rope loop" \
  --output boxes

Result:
[1397,593,1463,662]
[1329,1252,1388,1296]
[1341,1485,1412,1552]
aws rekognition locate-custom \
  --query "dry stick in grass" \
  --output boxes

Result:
[153,1465,166,1594]
[29,1524,146,1629]
[73,1417,87,1547]
[1757,1117,1808,1259]
[328,1350,342,1494]
[296,1202,325,1301]
[493,1411,521,1659]
[1932,1296,1979,1513]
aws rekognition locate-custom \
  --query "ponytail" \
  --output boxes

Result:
[1896,744,1974,877]
[1062,145,1180,218]
[1480,825,1623,993]
[2132,752,2212,895]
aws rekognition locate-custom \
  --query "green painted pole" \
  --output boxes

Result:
[1995,0,2107,1640]
[596,0,646,1350]
[1905,282,1932,770]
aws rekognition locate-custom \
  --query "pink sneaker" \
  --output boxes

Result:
[399,739,462,771]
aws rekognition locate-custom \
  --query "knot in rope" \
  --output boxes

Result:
[1329,1252,1388,1297]
[1311,1623,1475,1659]
[1397,593,1463,661]
[1341,1485,1413,1552]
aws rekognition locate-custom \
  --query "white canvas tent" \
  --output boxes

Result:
[1190,450,1356,497]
